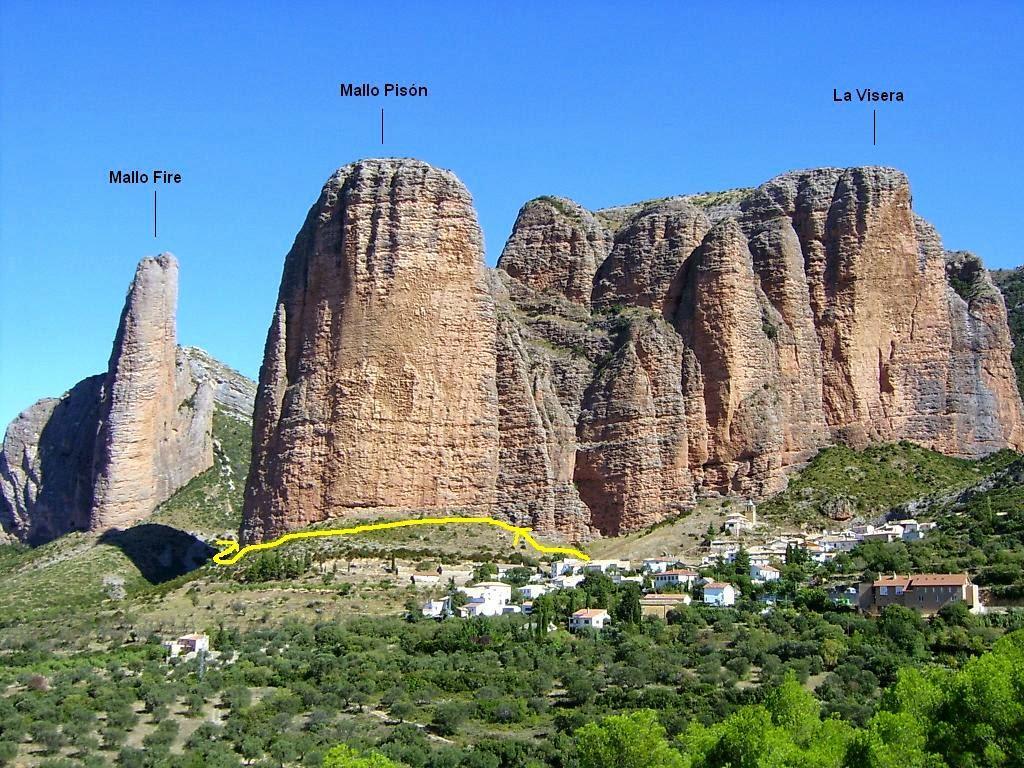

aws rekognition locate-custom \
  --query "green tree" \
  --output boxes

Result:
[322,743,403,767]
[613,583,642,626]
[575,710,686,768]
[766,673,820,745]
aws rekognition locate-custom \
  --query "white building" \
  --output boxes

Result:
[612,573,643,586]
[517,584,549,600]
[569,609,610,631]
[421,599,449,619]
[703,582,737,607]
[724,512,754,535]
[458,581,514,617]
[642,558,681,574]
[460,582,513,603]
[552,573,585,590]
[164,633,210,658]
[652,569,698,590]
[551,559,584,578]
[583,559,630,574]
[750,563,781,582]
[818,534,860,553]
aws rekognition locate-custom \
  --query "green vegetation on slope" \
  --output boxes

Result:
[1,592,1020,767]
[151,408,252,533]
[847,457,1024,599]
[0,408,249,627]
[573,631,1024,768]
[761,441,1018,524]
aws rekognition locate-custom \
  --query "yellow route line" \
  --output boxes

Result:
[212,516,590,566]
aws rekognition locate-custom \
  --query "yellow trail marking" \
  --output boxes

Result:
[212,516,590,566]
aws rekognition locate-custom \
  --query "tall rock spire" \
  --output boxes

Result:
[1,253,253,544]
[242,159,500,543]
[91,253,213,530]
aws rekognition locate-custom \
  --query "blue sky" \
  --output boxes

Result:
[2,2,1023,426]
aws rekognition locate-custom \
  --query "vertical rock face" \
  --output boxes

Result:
[239,160,1024,542]
[498,197,612,309]
[242,159,500,543]
[0,377,102,544]
[675,219,786,495]
[0,254,256,544]
[592,199,710,313]
[91,254,213,530]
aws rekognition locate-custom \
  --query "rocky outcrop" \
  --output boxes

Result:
[0,376,102,544]
[490,166,1023,535]
[499,197,612,309]
[242,159,500,543]
[0,255,255,544]
[238,159,1024,542]
[592,198,709,313]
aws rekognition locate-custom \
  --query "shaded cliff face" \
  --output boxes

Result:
[240,160,1024,541]
[242,159,500,543]
[0,254,256,544]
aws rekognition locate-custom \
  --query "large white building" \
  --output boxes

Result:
[750,563,780,582]
[652,569,698,590]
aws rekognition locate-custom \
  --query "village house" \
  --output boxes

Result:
[611,573,643,586]
[421,599,449,619]
[551,573,585,589]
[642,557,682,574]
[583,559,630,574]
[860,573,982,615]
[163,633,210,658]
[702,582,737,607]
[550,558,585,578]
[652,569,698,590]
[818,534,860,553]
[569,608,610,632]
[517,584,549,600]
[640,593,692,619]
[724,511,754,535]
[457,581,514,617]
[750,563,781,582]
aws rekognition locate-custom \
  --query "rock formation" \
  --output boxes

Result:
[230,159,1023,541]
[0,254,256,544]
[241,159,500,543]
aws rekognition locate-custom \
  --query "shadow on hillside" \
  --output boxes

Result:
[98,524,215,584]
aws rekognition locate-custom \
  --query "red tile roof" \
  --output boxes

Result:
[572,609,609,618]
[909,573,970,587]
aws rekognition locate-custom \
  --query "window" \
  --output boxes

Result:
[895,586,904,594]
[879,586,889,595]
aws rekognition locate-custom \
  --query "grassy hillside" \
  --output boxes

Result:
[150,408,252,534]
[847,457,1024,599]
[761,441,1018,524]
[0,407,248,633]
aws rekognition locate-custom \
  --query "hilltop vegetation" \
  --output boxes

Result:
[761,441,1017,525]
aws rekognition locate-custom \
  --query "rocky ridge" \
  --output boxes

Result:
[0,254,255,544]
[241,159,1024,543]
